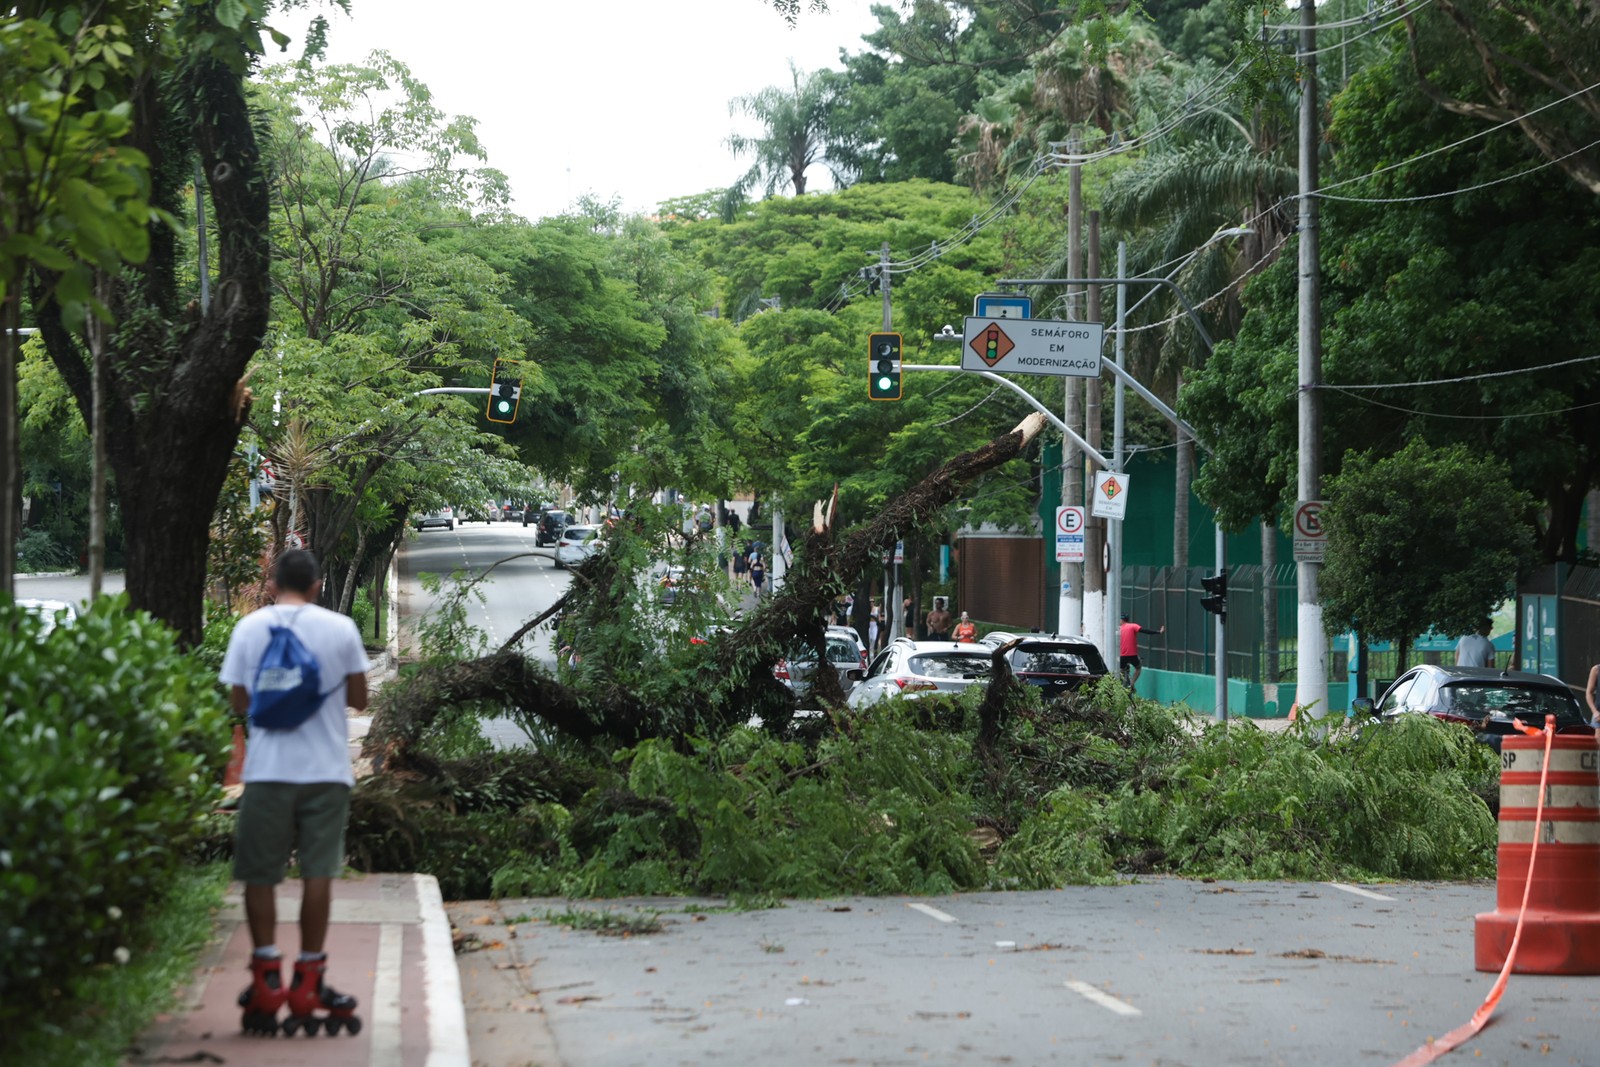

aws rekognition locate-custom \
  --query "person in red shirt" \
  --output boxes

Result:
[1118,613,1164,686]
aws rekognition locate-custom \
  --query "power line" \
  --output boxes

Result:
[1263,0,1428,32]
[1325,385,1600,421]
[1325,353,1600,390]
[1313,133,1600,203]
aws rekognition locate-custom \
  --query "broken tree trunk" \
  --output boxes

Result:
[367,414,1049,763]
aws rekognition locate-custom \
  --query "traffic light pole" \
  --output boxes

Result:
[881,245,907,644]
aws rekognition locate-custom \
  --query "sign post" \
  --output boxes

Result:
[1293,500,1327,563]
[1055,505,1085,563]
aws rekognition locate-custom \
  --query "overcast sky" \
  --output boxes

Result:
[275,0,884,220]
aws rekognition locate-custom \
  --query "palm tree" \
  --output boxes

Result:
[726,63,851,199]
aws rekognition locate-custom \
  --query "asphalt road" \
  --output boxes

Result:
[452,880,1600,1067]
[397,518,570,749]
[13,569,125,603]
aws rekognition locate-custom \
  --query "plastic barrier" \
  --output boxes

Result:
[1475,731,1600,975]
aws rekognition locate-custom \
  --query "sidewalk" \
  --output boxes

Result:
[125,871,469,1067]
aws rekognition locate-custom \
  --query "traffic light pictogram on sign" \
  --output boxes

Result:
[868,331,902,401]
[487,358,523,424]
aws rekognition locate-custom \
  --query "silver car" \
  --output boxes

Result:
[846,638,994,709]
[776,628,871,702]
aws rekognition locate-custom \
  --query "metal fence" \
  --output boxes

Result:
[1121,564,1348,685]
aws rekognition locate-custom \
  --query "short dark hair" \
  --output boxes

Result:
[272,549,320,594]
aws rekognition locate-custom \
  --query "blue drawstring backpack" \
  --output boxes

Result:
[249,608,337,731]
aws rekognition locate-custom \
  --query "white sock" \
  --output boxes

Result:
[253,945,281,960]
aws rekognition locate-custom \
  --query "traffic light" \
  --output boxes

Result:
[486,358,522,424]
[868,331,902,401]
[1200,571,1227,620]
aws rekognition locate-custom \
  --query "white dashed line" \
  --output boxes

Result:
[1065,980,1141,1017]
[906,902,958,924]
[1326,882,1395,901]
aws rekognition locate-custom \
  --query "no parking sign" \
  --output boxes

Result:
[1055,506,1085,563]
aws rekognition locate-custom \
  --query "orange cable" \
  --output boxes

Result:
[1386,715,1556,1067]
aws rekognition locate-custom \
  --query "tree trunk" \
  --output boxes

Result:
[34,54,271,648]
[1173,370,1192,570]
[0,297,20,595]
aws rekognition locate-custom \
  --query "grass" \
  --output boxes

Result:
[9,862,231,1067]
[538,907,663,937]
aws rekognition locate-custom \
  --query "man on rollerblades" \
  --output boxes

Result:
[220,549,370,1036]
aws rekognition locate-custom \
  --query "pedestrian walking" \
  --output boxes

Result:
[749,555,766,599]
[1118,613,1164,687]
[868,608,881,652]
[1455,619,1496,668]
[221,549,370,1037]
[952,611,977,643]
[925,599,953,641]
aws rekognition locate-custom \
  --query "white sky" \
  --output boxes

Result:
[276,0,884,220]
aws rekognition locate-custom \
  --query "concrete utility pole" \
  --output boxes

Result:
[1295,0,1328,717]
[881,242,904,642]
[1083,211,1105,643]
[1106,244,1128,668]
[1061,144,1084,637]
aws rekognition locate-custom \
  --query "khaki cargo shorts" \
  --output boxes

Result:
[233,782,351,883]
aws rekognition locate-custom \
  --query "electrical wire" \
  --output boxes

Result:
[1325,353,1600,390]
[1262,0,1428,32]
[1313,133,1600,203]
[1293,5,1421,57]
[1324,385,1600,421]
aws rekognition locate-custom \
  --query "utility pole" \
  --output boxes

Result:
[1084,211,1104,644]
[1061,142,1084,637]
[1295,0,1328,717]
[882,242,904,643]
[1106,244,1127,666]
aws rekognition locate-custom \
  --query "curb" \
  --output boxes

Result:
[416,874,471,1067]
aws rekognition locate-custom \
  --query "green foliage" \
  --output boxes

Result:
[360,683,1497,900]
[1321,438,1536,646]
[0,596,231,1030]
[6,862,230,1067]
[533,906,664,937]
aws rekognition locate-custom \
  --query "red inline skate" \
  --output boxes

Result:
[282,955,362,1036]
[237,954,287,1035]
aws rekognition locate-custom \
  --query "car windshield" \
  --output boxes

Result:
[1441,683,1582,722]
[908,653,992,679]
[1012,648,1097,674]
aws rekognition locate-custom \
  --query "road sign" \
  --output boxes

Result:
[1293,500,1327,562]
[1055,505,1085,563]
[1091,470,1131,520]
[962,317,1103,378]
[974,292,1032,319]
[881,540,905,565]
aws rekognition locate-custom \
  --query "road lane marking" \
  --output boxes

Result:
[1327,882,1395,901]
[1064,980,1141,1017]
[907,902,958,924]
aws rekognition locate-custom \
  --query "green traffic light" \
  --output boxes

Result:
[497,400,511,413]
[877,376,892,391]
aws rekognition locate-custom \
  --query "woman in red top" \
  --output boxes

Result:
[952,612,977,643]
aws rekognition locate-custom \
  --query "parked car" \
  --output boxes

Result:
[553,524,601,569]
[531,508,569,544]
[979,631,1109,699]
[413,508,454,531]
[1355,664,1591,751]
[846,638,995,710]
[775,627,871,702]
[16,598,78,637]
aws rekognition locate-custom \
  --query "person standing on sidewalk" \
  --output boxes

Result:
[1455,619,1496,668]
[220,549,370,1036]
[1118,613,1164,687]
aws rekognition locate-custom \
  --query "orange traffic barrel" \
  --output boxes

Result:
[1475,733,1600,974]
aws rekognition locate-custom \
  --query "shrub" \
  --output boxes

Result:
[0,596,231,1028]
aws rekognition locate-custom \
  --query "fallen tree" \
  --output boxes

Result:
[365,412,1049,765]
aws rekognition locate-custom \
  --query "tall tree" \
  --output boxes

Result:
[727,62,851,198]
[27,0,303,645]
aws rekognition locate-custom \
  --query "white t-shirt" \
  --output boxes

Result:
[219,603,371,786]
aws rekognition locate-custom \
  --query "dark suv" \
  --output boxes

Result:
[1356,664,1591,751]
[530,508,568,545]
[980,631,1110,698]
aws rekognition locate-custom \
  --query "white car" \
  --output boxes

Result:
[553,524,601,569]
[16,598,78,636]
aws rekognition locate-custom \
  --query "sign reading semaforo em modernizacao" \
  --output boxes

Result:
[962,317,1104,378]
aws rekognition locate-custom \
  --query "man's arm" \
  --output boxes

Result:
[346,672,369,713]
[230,685,250,716]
